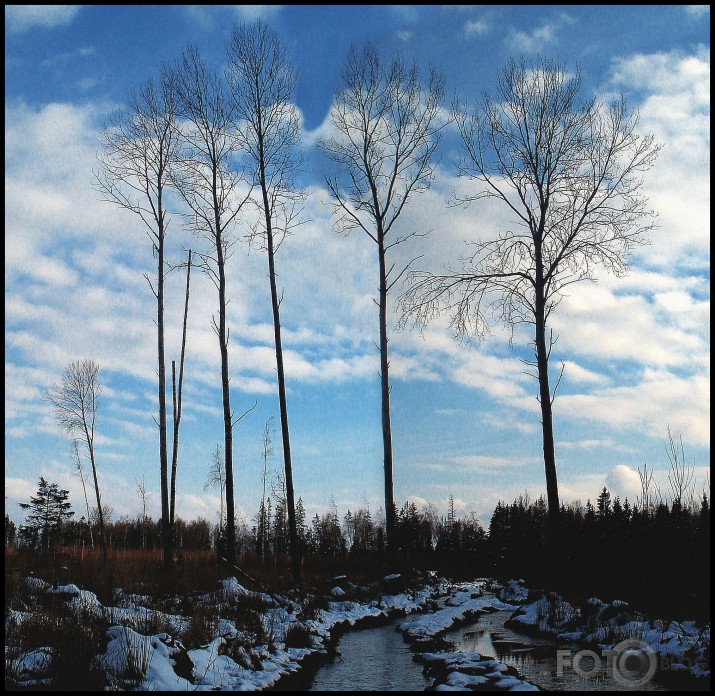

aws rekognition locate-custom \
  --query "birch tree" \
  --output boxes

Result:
[46,360,106,560]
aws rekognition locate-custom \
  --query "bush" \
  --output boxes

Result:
[180,602,219,648]
[284,621,314,648]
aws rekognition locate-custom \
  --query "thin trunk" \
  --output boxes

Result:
[158,227,172,570]
[74,441,95,550]
[378,239,396,551]
[257,119,300,584]
[214,202,235,564]
[534,272,559,525]
[84,421,107,561]
[171,360,177,522]
[170,250,192,534]
[265,205,300,585]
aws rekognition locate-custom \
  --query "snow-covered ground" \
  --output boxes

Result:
[497,579,711,685]
[398,580,541,691]
[5,574,438,690]
[7,574,708,691]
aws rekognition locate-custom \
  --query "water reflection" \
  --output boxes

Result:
[444,608,667,691]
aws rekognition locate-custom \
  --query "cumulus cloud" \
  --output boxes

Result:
[605,464,642,500]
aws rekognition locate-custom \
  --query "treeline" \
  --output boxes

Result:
[488,489,710,622]
[8,486,708,620]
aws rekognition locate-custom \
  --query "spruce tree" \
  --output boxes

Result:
[19,477,74,551]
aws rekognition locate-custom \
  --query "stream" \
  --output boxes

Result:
[307,617,431,691]
[442,604,668,691]
[289,590,676,691]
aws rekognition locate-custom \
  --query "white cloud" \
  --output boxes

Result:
[684,5,710,19]
[451,455,540,471]
[605,464,642,500]
[231,5,282,21]
[464,19,489,37]
[558,370,710,447]
[506,24,555,53]
[5,477,36,502]
[5,5,81,33]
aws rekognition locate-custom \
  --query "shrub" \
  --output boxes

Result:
[180,602,219,648]
[283,622,314,648]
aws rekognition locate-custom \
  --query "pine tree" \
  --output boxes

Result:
[19,477,74,551]
[596,487,612,517]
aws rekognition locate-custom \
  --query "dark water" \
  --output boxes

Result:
[442,606,668,691]
[308,618,431,691]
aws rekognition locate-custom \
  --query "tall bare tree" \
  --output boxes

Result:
[170,45,252,564]
[319,43,445,550]
[226,20,304,584]
[46,360,107,560]
[400,57,661,526]
[96,75,179,569]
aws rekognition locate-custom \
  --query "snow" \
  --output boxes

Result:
[418,650,540,691]
[400,581,514,642]
[506,580,710,683]
[5,647,54,687]
[6,573,708,691]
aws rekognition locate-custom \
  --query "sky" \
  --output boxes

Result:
[5,5,710,530]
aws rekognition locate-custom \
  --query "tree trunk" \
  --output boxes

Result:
[257,120,301,584]
[158,229,172,570]
[534,278,559,525]
[170,250,191,537]
[378,239,396,551]
[216,229,236,565]
[266,235,300,584]
[85,427,107,562]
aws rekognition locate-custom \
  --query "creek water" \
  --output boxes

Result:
[307,617,431,691]
[302,591,674,692]
[442,605,669,691]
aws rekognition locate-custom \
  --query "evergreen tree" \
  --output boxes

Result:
[19,477,74,551]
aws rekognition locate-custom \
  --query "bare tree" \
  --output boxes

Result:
[401,57,661,526]
[319,43,445,550]
[258,417,275,566]
[170,249,192,536]
[665,426,695,509]
[137,474,149,551]
[96,75,179,569]
[170,45,253,564]
[46,360,107,560]
[205,443,226,539]
[226,20,305,584]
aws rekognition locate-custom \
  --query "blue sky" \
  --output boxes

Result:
[5,5,710,528]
